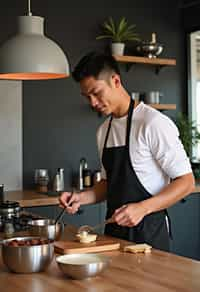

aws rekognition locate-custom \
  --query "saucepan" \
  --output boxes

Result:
[28,218,64,241]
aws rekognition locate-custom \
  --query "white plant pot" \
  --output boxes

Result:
[111,43,125,55]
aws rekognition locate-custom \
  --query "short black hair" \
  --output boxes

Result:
[72,51,120,82]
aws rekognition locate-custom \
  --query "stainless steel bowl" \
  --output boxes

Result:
[1,236,54,273]
[28,219,64,241]
[136,42,163,58]
[56,253,110,279]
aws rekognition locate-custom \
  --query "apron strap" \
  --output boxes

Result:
[125,99,135,147]
[103,116,113,149]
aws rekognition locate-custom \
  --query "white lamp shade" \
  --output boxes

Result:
[0,16,70,80]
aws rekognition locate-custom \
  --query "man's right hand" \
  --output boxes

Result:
[59,191,81,214]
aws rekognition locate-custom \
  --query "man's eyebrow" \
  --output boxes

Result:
[81,88,93,96]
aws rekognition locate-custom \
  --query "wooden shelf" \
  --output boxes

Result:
[114,55,176,74]
[135,101,176,110]
[148,104,176,110]
[114,55,176,66]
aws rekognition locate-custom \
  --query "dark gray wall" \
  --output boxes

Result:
[15,0,185,188]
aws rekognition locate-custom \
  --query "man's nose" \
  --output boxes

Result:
[90,96,98,107]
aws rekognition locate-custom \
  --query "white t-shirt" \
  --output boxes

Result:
[96,102,192,195]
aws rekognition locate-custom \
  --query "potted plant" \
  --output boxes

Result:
[175,113,200,160]
[96,17,140,56]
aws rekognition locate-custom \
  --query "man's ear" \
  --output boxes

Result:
[111,74,121,88]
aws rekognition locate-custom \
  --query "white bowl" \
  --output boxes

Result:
[56,253,110,279]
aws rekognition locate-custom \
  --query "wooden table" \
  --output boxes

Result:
[0,226,200,292]
[5,190,59,207]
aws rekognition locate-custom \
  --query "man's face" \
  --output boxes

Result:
[80,75,120,116]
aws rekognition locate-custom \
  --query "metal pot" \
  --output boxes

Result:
[0,201,21,219]
[1,236,54,273]
[145,91,163,104]
[28,219,64,241]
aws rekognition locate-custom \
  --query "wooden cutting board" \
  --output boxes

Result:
[54,235,120,254]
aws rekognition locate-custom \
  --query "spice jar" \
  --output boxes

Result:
[83,169,92,188]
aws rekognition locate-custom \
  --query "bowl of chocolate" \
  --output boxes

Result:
[1,236,54,273]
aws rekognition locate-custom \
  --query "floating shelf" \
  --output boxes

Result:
[113,55,176,73]
[148,104,176,110]
[134,101,176,111]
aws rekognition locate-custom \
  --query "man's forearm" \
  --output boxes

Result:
[141,173,195,215]
[79,179,107,205]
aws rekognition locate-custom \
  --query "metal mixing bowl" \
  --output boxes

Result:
[56,253,110,279]
[28,219,64,241]
[1,236,54,273]
[136,42,163,58]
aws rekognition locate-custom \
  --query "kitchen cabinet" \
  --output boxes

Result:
[168,193,200,260]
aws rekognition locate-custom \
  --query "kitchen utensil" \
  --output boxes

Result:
[28,218,64,241]
[56,253,110,279]
[54,235,120,254]
[1,236,54,273]
[77,217,115,234]
[55,206,67,225]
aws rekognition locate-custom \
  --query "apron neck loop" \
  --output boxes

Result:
[125,98,135,146]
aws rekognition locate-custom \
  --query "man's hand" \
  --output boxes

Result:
[59,191,81,214]
[112,202,148,227]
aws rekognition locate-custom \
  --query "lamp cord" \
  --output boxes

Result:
[28,0,32,16]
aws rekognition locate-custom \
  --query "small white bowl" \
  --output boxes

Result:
[56,253,110,279]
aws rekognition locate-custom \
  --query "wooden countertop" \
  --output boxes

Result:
[0,226,200,292]
[4,185,200,209]
[5,190,59,207]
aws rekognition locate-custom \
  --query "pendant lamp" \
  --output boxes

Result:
[0,0,70,80]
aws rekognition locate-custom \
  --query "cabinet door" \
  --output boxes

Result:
[54,203,103,228]
[168,194,200,260]
[26,202,105,229]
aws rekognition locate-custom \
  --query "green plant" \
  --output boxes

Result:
[96,17,140,43]
[175,113,200,158]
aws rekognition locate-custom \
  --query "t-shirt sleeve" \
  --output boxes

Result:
[146,115,192,179]
[96,123,107,180]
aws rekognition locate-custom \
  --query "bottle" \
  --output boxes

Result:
[0,184,4,203]
[83,169,92,188]
[58,168,65,191]
[53,168,64,192]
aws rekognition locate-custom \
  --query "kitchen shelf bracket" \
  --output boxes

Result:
[125,62,135,72]
[155,65,166,75]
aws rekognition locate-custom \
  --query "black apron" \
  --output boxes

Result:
[102,99,170,252]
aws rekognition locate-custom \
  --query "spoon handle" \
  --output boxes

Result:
[92,217,115,231]
[55,206,66,224]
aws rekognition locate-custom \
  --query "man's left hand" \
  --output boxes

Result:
[112,202,148,227]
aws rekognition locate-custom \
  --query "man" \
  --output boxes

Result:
[59,52,195,251]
